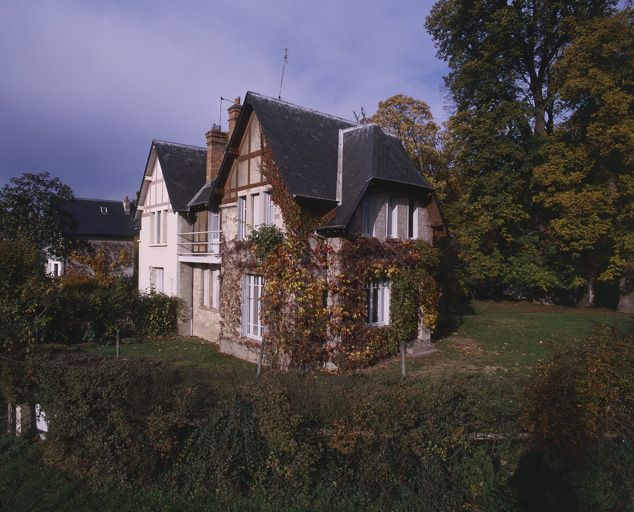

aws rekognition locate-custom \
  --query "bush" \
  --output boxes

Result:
[35,349,206,485]
[516,325,634,511]
[40,280,183,344]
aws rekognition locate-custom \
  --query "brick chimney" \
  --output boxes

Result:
[227,97,241,140]
[205,124,227,183]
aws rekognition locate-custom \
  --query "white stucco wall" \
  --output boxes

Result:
[138,158,180,296]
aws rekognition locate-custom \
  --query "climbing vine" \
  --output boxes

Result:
[241,146,443,370]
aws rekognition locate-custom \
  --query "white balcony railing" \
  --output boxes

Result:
[177,230,221,257]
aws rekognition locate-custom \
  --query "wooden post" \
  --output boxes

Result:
[256,339,265,378]
[400,340,407,378]
[6,402,16,435]
[116,329,120,358]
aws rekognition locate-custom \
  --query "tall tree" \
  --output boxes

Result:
[0,172,75,259]
[425,0,616,298]
[369,94,442,187]
[534,10,634,305]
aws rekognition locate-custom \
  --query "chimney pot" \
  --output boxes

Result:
[205,127,227,183]
[227,96,242,140]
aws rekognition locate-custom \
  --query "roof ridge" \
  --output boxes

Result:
[246,91,357,125]
[72,197,126,203]
[152,139,206,151]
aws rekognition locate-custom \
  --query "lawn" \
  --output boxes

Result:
[80,300,634,393]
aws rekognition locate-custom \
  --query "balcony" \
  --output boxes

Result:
[177,230,221,264]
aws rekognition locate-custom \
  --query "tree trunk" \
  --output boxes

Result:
[586,276,595,307]
[534,99,546,137]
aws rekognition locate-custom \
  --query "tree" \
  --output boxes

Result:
[533,10,634,305]
[369,94,442,186]
[0,237,56,352]
[0,172,75,260]
[425,0,617,298]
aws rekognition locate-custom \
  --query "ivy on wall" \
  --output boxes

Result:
[236,146,444,370]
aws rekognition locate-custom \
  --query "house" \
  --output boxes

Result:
[47,197,136,277]
[136,92,447,365]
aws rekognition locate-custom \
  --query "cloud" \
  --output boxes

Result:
[0,0,447,199]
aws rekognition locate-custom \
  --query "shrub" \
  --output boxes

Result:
[516,325,634,511]
[35,349,205,485]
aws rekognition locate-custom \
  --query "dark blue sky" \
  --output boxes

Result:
[0,0,447,200]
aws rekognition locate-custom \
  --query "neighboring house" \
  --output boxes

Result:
[47,197,136,277]
[136,92,447,362]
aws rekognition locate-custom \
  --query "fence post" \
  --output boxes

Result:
[256,339,265,378]
[400,340,407,378]
[6,402,16,435]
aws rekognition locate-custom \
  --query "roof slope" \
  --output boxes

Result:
[153,141,207,211]
[64,198,134,238]
[328,124,434,229]
[228,92,356,200]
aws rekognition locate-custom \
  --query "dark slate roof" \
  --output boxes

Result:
[152,140,207,211]
[215,93,435,233]
[64,198,135,238]
[216,92,356,201]
[325,124,434,230]
[188,181,215,209]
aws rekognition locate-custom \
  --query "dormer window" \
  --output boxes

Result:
[100,206,108,215]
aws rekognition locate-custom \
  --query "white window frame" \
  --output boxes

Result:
[155,210,162,244]
[152,267,164,293]
[210,211,220,254]
[150,212,156,244]
[362,193,375,236]
[386,195,398,238]
[212,269,220,309]
[237,196,247,240]
[366,279,390,325]
[202,268,211,307]
[263,191,273,225]
[408,199,419,239]
[251,193,261,230]
[242,274,263,340]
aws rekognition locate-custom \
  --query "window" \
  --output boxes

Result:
[251,193,261,230]
[155,211,162,244]
[237,196,247,240]
[210,211,220,254]
[202,268,211,306]
[212,269,220,309]
[100,206,108,215]
[242,274,263,339]
[193,211,208,253]
[408,199,419,239]
[366,279,390,325]
[386,195,398,238]
[202,268,220,308]
[263,191,273,225]
[49,260,64,277]
[362,194,375,236]
[151,267,164,293]
[162,209,168,243]
[150,212,155,244]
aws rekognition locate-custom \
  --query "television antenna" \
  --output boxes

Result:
[278,48,288,100]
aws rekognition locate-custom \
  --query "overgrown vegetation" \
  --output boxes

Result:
[2,322,631,511]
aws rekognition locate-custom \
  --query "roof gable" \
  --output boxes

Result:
[153,141,207,211]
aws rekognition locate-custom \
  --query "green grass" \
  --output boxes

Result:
[421,301,632,372]
[79,301,633,385]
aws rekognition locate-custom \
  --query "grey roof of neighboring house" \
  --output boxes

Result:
[64,198,135,239]
[152,140,207,211]
[325,124,434,230]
